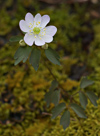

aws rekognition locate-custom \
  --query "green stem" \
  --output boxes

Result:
[72,91,79,97]
[44,62,70,97]
[42,51,78,103]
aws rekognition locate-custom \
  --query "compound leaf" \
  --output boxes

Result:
[14,46,32,65]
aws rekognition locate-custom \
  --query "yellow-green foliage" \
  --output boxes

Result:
[0,0,100,135]
[0,100,100,136]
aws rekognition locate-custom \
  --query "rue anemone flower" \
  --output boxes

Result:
[19,13,57,46]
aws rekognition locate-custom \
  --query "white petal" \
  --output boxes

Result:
[24,33,35,46]
[35,36,45,46]
[25,12,34,25]
[19,20,30,32]
[41,34,53,43]
[40,15,50,28]
[45,26,57,36]
[34,13,41,27]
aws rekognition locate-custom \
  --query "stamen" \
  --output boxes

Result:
[42,31,46,36]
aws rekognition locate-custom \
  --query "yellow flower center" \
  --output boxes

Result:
[33,27,40,34]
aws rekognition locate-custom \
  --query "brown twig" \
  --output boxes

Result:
[42,112,52,116]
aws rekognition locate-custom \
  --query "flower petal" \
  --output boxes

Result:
[45,26,57,36]
[34,13,41,27]
[19,20,30,32]
[24,33,35,46]
[40,15,50,28]
[25,12,34,26]
[35,36,45,46]
[41,35,53,43]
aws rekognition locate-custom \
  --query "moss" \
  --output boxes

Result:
[61,79,79,91]
[0,44,99,135]
[0,10,12,35]
[0,103,10,120]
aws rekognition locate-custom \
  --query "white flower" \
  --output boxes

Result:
[19,13,57,46]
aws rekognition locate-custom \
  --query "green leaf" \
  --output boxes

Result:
[60,110,70,130]
[52,103,66,119]
[14,46,32,65]
[50,80,58,91]
[86,91,99,106]
[15,55,24,66]
[44,91,52,107]
[14,47,24,59]
[45,80,59,107]
[45,89,60,107]
[70,103,87,118]
[51,90,60,106]
[29,48,41,71]
[80,77,94,89]
[9,36,23,42]
[79,91,88,109]
[45,47,60,65]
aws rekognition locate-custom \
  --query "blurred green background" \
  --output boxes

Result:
[0,0,100,135]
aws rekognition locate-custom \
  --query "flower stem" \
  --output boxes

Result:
[71,91,79,97]
[44,62,70,97]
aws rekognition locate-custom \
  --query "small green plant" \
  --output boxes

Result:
[9,12,99,130]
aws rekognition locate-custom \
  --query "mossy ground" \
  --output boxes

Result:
[0,0,100,135]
